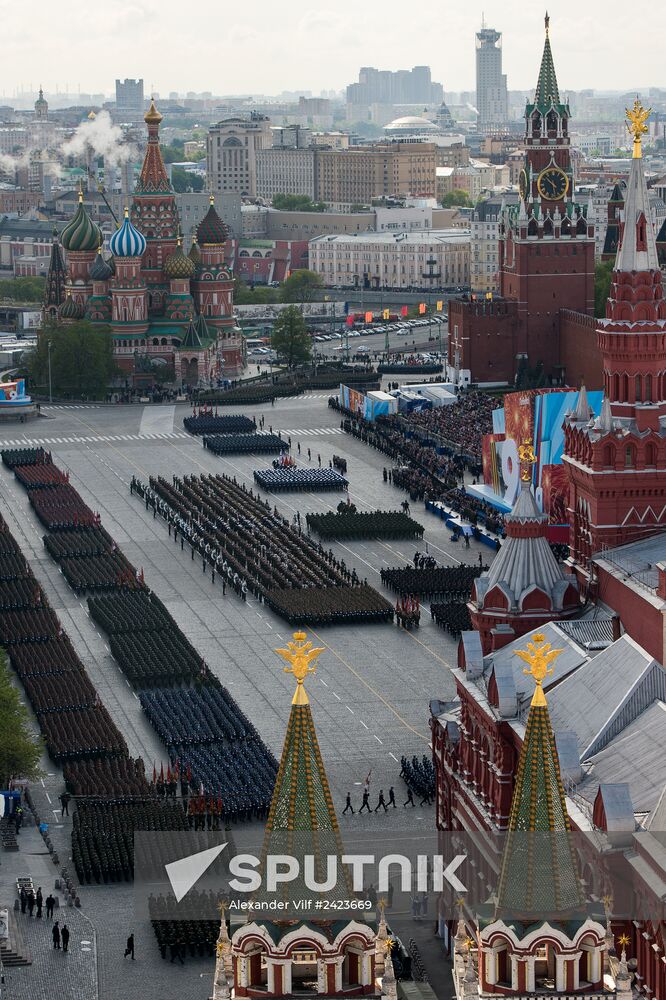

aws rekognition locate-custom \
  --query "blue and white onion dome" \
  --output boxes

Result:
[109,208,147,258]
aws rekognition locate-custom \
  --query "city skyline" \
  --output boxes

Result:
[1,0,664,100]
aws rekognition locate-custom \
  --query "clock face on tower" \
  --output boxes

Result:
[518,169,528,201]
[537,166,569,201]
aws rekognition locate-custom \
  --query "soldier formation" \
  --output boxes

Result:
[130,471,392,625]
[2,448,281,887]
[306,509,424,541]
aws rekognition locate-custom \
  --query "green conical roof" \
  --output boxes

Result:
[194,313,215,346]
[258,633,350,909]
[495,634,585,919]
[534,32,560,108]
[179,319,204,349]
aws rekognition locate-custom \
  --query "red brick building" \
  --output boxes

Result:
[563,104,666,572]
[448,18,597,386]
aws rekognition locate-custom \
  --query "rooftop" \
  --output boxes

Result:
[309,228,470,246]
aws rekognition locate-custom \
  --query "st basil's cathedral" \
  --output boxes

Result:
[43,100,244,384]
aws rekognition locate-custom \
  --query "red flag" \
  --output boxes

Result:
[401,305,409,317]
[346,314,354,327]
[159,763,164,782]
[166,765,172,783]
[152,763,156,784]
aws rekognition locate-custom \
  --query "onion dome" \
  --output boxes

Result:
[60,191,102,252]
[164,240,195,279]
[109,208,147,258]
[144,98,163,126]
[188,237,201,266]
[90,248,113,281]
[196,195,230,246]
[61,293,84,320]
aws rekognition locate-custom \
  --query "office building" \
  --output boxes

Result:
[115,78,144,116]
[308,229,470,290]
[206,115,272,198]
[314,143,437,211]
[256,147,316,202]
[475,24,508,132]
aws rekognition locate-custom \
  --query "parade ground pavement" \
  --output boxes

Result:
[0,391,484,1000]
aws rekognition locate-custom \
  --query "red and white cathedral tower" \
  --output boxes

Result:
[563,100,666,572]
[130,99,179,314]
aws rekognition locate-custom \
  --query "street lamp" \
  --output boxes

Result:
[47,338,52,403]
[422,255,441,348]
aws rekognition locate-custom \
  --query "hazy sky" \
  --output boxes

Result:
[1,0,664,98]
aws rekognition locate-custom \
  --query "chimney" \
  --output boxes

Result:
[657,562,666,601]
[611,614,622,642]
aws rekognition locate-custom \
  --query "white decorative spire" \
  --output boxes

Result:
[375,898,388,973]
[212,902,233,998]
[616,125,659,272]
[573,383,590,422]
[597,396,613,433]
[381,943,398,1000]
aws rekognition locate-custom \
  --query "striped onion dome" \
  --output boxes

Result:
[164,240,195,279]
[61,293,84,319]
[109,209,147,258]
[188,237,201,266]
[60,192,102,252]
[196,195,229,246]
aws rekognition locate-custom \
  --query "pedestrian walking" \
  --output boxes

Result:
[307,448,311,462]
[124,933,135,959]
[342,793,354,815]
[297,442,301,455]
[404,788,415,808]
[60,792,70,816]
[388,787,396,808]
[35,887,43,918]
[27,891,35,917]
[46,894,55,919]
[20,887,27,914]
[374,790,387,813]
[61,925,70,953]
[52,921,61,949]
[419,791,431,806]
[359,790,371,814]
[317,453,321,467]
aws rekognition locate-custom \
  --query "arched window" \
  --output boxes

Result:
[543,216,553,236]
[612,373,620,400]
[622,374,629,402]
[152,337,159,346]
[528,218,538,237]
[646,443,657,467]
[625,444,636,468]
[635,375,642,402]
[645,374,652,402]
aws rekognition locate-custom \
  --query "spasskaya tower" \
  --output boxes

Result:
[448,14,596,385]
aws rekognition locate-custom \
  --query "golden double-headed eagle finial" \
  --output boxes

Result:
[514,632,563,707]
[275,631,325,705]
[626,98,651,159]
[518,439,537,483]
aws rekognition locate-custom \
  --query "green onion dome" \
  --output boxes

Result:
[195,195,230,246]
[61,293,84,319]
[164,241,195,279]
[60,192,102,253]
